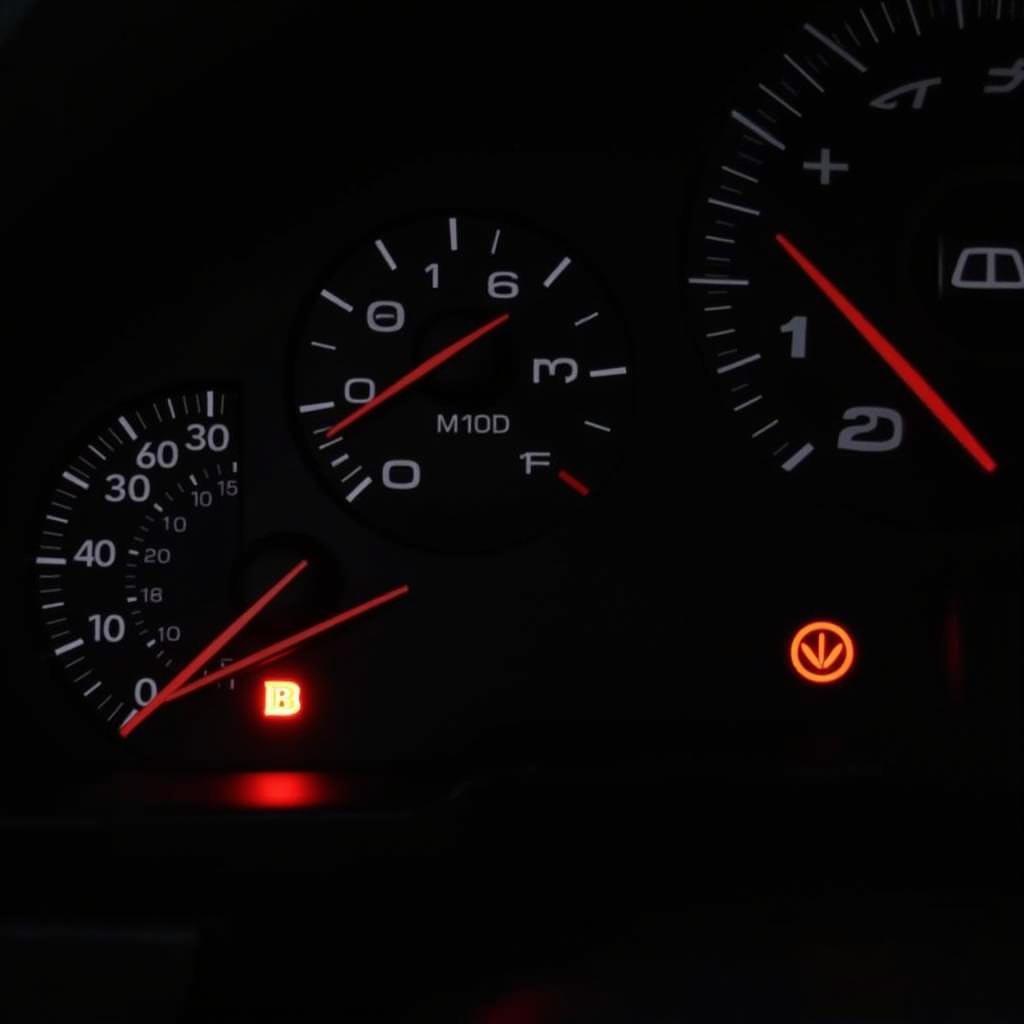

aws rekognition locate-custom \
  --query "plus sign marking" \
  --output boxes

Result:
[803,147,850,186]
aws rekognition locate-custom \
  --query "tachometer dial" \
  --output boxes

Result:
[688,3,1023,522]
[292,214,632,551]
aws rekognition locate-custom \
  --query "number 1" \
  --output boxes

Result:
[781,315,808,359]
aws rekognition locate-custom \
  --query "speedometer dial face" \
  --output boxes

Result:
[688,3,1022,522]
[35,390,242,737]
[292,214,632,551]
[34,388,412,754]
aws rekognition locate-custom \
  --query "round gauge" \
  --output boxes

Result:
[34,390,243,738]
[688,3,1023,522]
[291,214,632,551]
[33,388,411,752]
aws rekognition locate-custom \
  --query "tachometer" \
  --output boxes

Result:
[292,214,632,551]
[688,2,1022,522]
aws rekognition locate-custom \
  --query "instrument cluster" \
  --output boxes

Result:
[5,1,1021,784]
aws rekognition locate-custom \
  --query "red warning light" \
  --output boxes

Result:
[789,621,856,685]
[263,679,301,717]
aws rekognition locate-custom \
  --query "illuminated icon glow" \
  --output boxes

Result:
[263,680,301,717]
[789,620,856,684]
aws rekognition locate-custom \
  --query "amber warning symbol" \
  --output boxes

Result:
[789,621,856,685]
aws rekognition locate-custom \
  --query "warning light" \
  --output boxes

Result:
[789,621,856,685]
[263,680,301,717]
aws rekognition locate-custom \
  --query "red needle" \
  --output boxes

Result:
[120,559,310,737]
[167,585,410,701]
[775,233,998,474]
[325,312,510,438]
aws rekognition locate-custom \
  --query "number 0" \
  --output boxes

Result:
[134,678,157,706]
[382,460,421,490]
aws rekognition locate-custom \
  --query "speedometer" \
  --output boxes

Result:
[34,388,411,754]
[34,390,243,735]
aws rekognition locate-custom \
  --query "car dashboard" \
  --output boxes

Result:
[2,1,1021,1020]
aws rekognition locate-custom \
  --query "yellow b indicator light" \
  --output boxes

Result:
[789,621,855,685]
[263,680,302,717]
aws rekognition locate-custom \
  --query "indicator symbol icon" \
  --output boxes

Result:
[264,680,302,717]
[950,246,1024,292]
[789,621,856,685]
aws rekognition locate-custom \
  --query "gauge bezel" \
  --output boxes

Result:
[287,207,638,555]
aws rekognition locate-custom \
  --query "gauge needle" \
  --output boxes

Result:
[774,233,998,474]
[324,312,510,438]
[167,585,410,701]
[122,568,408,734]
[120,559,310,737]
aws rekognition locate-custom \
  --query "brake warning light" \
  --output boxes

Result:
[263,680,302,717]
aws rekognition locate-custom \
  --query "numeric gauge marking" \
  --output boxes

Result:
[34,390,242,734]
[687,2,1023,522]
[292,214,632,550]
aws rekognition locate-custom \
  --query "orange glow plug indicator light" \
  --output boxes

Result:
[263,680,302,717]
[789,621,856,685]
